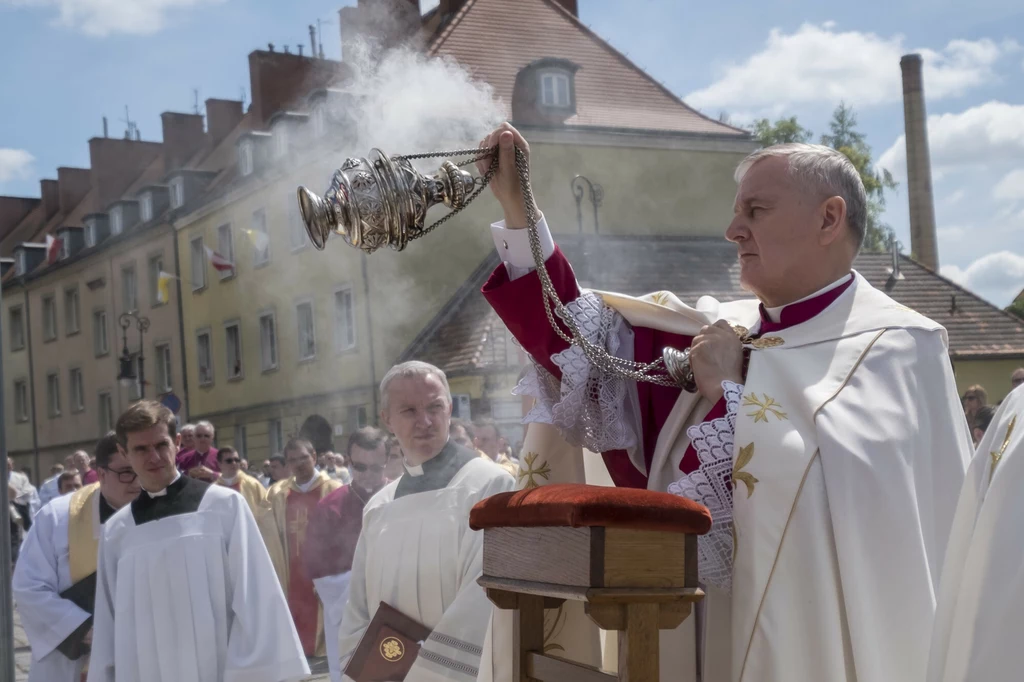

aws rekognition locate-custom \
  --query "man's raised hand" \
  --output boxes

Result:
[477,122,540,229]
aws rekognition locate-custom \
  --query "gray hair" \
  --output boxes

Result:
[180,423,196,434]
[195,420,214,433]
[735,143,868,250]
[379,361,451,412]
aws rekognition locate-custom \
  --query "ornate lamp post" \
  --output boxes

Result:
[571,175,604,234]
[118,311,151,399]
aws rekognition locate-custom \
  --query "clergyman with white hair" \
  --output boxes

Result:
[479,123,972,681]
[336,360,515,681]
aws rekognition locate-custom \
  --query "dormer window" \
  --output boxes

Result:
[59,237,70,260]
[110,206,124,236]
[140,193,153,222]
[312,104,327,138]
[15,251,26,276]
[239,140,254,176]
[170,177,185,209]
[273,125,288,159]
[85,222,97,247]
[540,71,571,108]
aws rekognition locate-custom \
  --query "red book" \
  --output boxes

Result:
[344,602,431,682]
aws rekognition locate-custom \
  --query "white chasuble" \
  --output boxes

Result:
[12,488,98,682]
[338,458,515,682]
[927,385,1024,682]
[87,483,308,682]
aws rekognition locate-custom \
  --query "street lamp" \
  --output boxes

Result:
[118,311,150,399]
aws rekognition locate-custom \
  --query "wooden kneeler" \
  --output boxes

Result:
[470,484,712,682]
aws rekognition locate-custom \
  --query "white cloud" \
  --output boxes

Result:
[878,101,1024,176]
[940,250,1024,307]
[2,0,224,36]
[938,225,967,241]
[993,169,1024,203]
[686,23,1018,114]
[0,149,34,184]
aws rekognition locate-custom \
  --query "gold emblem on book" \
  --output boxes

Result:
[380,637,405,662]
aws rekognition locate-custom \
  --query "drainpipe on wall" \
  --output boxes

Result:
[172,229,190,421]
[24,288,40,479]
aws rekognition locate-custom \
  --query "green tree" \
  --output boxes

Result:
[751,116,813,145]
[821,102,898,252]
[1007,297,1024,321]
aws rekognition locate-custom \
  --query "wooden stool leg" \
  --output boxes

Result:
[515,594,545,682]
[617,602,659,682]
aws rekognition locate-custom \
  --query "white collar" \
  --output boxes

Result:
[294,474,319,493]
[762,273,852,323]
[220,474,239,486]
[145,472,181,498]
[404,461,425,477]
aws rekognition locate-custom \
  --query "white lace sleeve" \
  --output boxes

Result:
[512,290,642,455]
[666,380,744,592]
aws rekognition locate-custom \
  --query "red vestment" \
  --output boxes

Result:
[175,447,220,474]
[483,246,853,487]
[285,487,323,655]
[302,484,368,581]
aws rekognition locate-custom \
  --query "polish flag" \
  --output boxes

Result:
[45,234,62,265]
[204,246,234,273]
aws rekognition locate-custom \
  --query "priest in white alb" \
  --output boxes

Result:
[927,384,1023,682]
[13,433,141,682]
[87,401,308,682]
[337,361,516,681]
[477,123,973,682]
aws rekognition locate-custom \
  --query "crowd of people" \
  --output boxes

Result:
[6,123,1024,682]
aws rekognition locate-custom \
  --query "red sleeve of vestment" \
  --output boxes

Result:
[302,489,340,581]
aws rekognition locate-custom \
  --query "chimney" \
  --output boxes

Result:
[900,54,939,271]
[205,98,244,147]
[248,49,345,127]
[88,138,163,210]
[40,179,60,220]
[56,167,91,215]
[161,112,206,172]
[339,0,421,62]
[552,0,578,15]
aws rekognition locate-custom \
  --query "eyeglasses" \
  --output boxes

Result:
[387,452,402,460]
[222,458,241,464]
[102,466,138,484]
[351,462,385,473]
[195,433,213,439]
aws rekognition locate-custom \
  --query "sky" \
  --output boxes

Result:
[0,0,1022,306]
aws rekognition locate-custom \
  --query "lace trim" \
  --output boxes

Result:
[512,290,639,453]
[667,380,744,592]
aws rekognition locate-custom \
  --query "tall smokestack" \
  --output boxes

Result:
[900,54,939,271]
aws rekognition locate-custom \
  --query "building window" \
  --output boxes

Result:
[42,295,57,341]
[85,222,97,248]
[110,206,124,236]
[235,424,248,459]
[225,321,243,380]
[140,193,153,222]
[98,391,114,432]
[64,287,80,335]
[197,329,213,386]
[334,287,356,351]
[348,405,368,429]
[46,372,61,417]
[216,224,235,279]
[69,367,84,413]
[312,104,327,138]
[170,177,185,209]
[59,236,71,260]
[273,125,288,159]
[288,192,308,250]
[190,236,206,291]
[251,209,270,265]
[155,343,172,393]
[239,140,254,177]
[259,311,278,371]
[127,353,142,400]
[9,306,25,350]
[268,418,284,455]
[93,309,109,356]
[148,254,165,305]
[122,264,137,313]
[540,71,571,108]
[296,300,316,360]
[14,380,28,423]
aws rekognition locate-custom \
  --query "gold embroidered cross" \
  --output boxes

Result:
[288,507,309,558]
[518,452,552,489]
[989,415,1017,484]
[733,443,759,498]
[743,393,788,423]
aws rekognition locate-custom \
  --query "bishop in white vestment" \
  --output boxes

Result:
[927,384,1024,682]
[476,124,973,681]
[87,401,309,682]
[337,362,515,681]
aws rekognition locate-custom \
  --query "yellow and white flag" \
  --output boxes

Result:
[156,271,178,304]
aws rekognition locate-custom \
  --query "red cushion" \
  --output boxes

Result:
[470,483,712,535]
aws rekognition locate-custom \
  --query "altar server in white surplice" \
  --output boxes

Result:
[13,433,141,682]
[927,385,1024,682]
[86,401,309,682]
[337,361,515,682]
[478,123,973,682]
